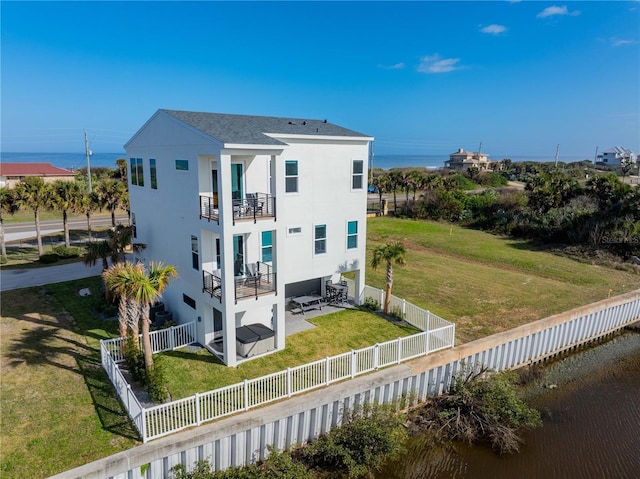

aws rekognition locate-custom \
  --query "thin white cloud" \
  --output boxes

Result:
[417,54,463,74]
[611,38,638,47]
[481,24,507,35]
[536,5,580,18]
[378,63,405,70]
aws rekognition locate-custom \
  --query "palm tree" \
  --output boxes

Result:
[14,177,53,255]
[103,262,139,338]
[52,180,83,247]
[1,187,19,262]
[371,173,390,213]
[78,190,100,241]
[95,179,127,227]
[129,262,178,369]
[407,170,425,202]
[370,242,406,315]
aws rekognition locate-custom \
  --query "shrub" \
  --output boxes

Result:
[388,305,405,321]
[409,368,541,454]
[147,358,169,403]
[123,336,146,383]
[297,403,407,477]
[39,253,60,264]
[52,245,82,258]
[363,297,380,312]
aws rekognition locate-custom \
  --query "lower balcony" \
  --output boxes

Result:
[203,262,277,302]
[200,193,276,224]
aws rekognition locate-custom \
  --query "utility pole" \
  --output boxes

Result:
[84,130,92,192]
[554,144,560,168]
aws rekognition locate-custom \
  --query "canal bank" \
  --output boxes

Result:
[378,331,640,479]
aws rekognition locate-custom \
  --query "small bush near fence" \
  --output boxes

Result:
[171,403,407,479]
[388,305,405,321]
[362,297,380,312]
[123,336,169,403]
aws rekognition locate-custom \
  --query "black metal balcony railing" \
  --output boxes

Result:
[200,193,276,224]
[203,262,276,302]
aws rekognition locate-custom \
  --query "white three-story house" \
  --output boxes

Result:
[125,109,372,366]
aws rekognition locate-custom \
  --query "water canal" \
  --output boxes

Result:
[378,331,640,479]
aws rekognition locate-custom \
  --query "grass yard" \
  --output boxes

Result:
[2,216,638,477]
[366,217,639,343]
[0,277,138,479]
[161,311,419,400]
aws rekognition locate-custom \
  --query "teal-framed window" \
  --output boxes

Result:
[285,160,298,193]
[175,159,189,171]
[347,221,358,249]
[261,231,273,263]
[314,224,326,254]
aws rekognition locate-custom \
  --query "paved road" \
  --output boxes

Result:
[4,214,128,242]
[1,261,103,291]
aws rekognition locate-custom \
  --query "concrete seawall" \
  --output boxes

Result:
[50,289,640,479]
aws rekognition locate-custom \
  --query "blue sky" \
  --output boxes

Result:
[1,1,639,160]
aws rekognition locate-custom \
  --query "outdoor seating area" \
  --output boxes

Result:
[326,279,348,304]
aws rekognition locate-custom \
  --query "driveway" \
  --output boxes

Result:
[0,262,103,291]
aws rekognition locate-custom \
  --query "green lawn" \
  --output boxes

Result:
[162,311,419,399]
[0,277,138,479]
[2,216,638,477]
[366,217,639,343]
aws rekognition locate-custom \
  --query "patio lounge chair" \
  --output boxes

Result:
[244,263,262,286]
[246,193,264,214]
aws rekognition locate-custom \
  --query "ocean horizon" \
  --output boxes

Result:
[1,151,589,172]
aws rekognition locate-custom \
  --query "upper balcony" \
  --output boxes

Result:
[200,192,276,225]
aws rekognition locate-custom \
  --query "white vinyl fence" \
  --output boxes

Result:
[100,287,455,443]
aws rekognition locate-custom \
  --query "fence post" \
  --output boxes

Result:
[351,351,357,378]
[426,310,431,332]
[397,337,402,364]
[425,331,430,355]
[374,344,379,370]
[195,393,201,425]
[244,379,249,410]
[170,326,175,351]
[126,384,132,411]
[325,357,330,385]
[287,368,292,397]
[402,299,406,317]
[141,408,147,444]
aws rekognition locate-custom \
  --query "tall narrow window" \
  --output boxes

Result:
[352,160,364,190]
[191,235,199,270]
[347,221,358,249]
[215,238,221,269]
[136,158,144,187]
[150,159,157,189]
[261,231,273,263]
[314,224,327,254]
[130,158,138,186]
[285,160,298,193]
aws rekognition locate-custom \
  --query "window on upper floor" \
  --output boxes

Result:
[191,235,199,270]
[130,158,144,186]
[352,160,364,190]
[314,224,327,255]
[285,160,298,193]
[150,159,157,189]
[176,160,189,171]
[347,221,358,249]
[261,231,273,263]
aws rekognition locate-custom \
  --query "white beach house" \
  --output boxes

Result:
[125,109,373,366]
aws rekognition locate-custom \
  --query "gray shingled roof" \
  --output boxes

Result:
[161,109,370,146]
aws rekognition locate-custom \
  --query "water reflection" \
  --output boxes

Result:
[377,333,640,479]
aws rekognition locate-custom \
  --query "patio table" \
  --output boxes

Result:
[291,295,325,315]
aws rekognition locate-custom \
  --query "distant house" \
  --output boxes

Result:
[445,148,496,171]
[596,147,637,166]
[0,162,76,188]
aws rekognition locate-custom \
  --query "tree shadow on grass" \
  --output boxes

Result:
[77,355,141,442]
